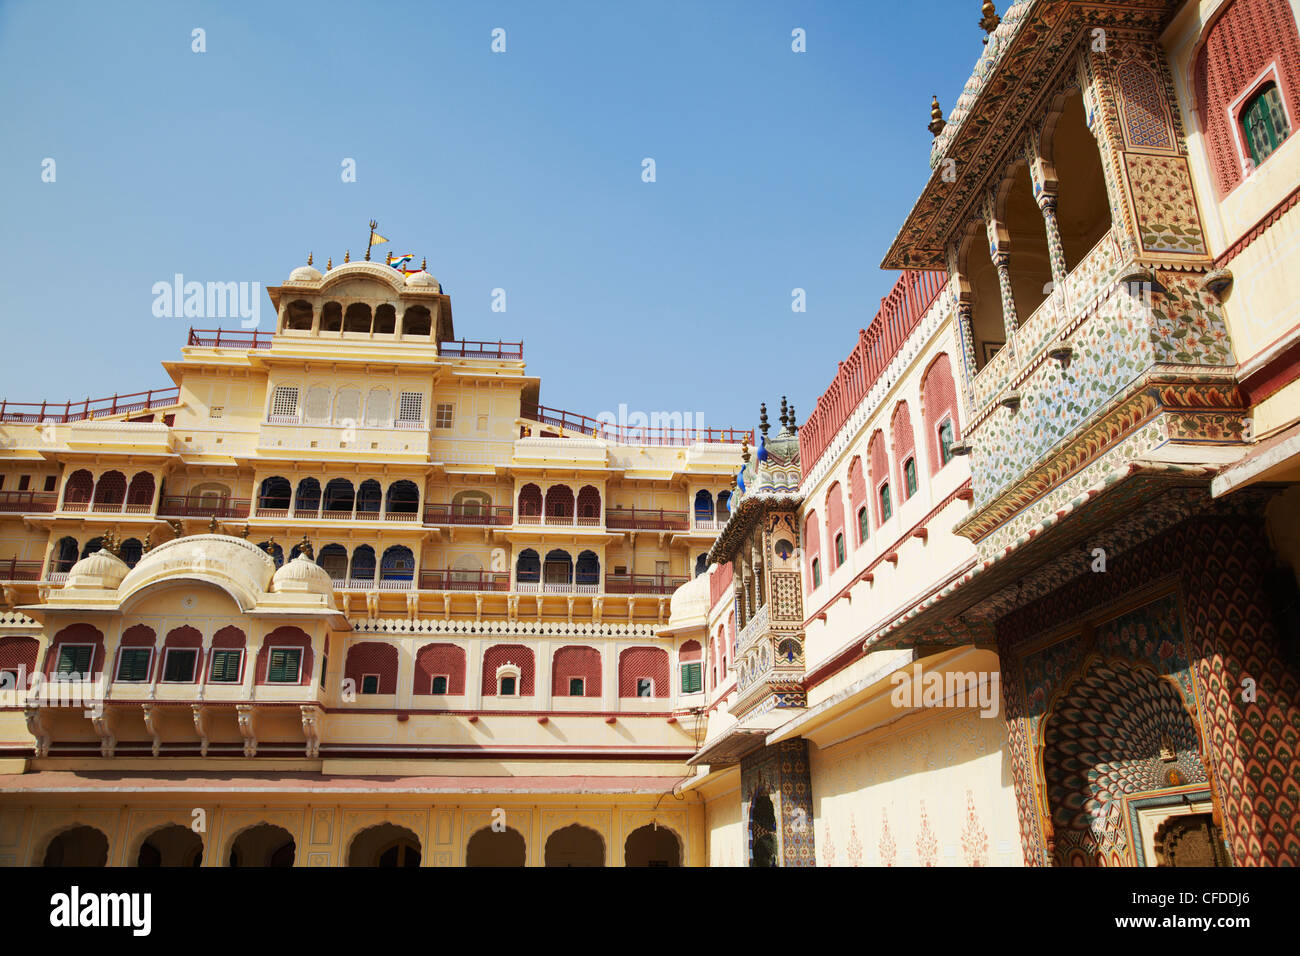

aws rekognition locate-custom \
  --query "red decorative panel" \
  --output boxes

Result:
[803,509,821,593]
[43,623,105,676]
[255,625,314,686]
[93,470,126,506]
[1193,0,1300,196]
[921,353,961,476]
[552,645,601,697]
[344,641,399,694]
[868,430,890,525]
[481,643,535,696]
[0,636,38,688]
[825,482,846,568]
[517,483,542,516]
[415,643,465,695]
[618,647,669,698]
[160,626,201,683]
[709,560,734,609]
[63,469,93,504]
[891,402,917,501]
[126,471,155,506]
[848,456,866,544]
[679,639,702,661]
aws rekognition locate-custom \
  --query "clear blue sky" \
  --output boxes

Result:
[0,0,981,431]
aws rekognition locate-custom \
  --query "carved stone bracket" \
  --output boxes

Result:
[236,703,257,758]
[301,705,322,759]
[91,710,116,758]
[192,703,210,758]
[141,702,162,757]
[24,707,50,758]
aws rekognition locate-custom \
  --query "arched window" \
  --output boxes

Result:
[294,478,322,516]
[343,303,372,333]
[544,549,573,588]
[284,300,313,331]
[552,645,601,697]
[694,553,708,577]
[960,224,1005,371]
[803,509,821,593]
[125,472,155,510]
[518,483,542,520]
[403,305,432,337]
[577,485,601,524]
[716,490,731,521]
[256,626,313,686]
[921,353,962,474]
[304,386,331,424]
[372,304,396,335]
[63,469,93,507]
[415,643,466,695]
[356,479,382,515]
[317,544,348,581]
[618,647,669,698]
[868,430,890,526]
[452,490,490,520]
[1001,160,1053,321]
[344,641,399,695]
[515,549,540,584]
[575,550,600,588]
[257,541,284,567]
[333,388,361,426]
[322,478,354,516]
[119,538,143,568]
[365,388,391,427]
[386,480,420,515]
[694,490,714,523]
[825,482,846,570]
[320,302,342,332]
[80,537,104,559]
[50,536,79,573]
[380,546,414,583]
[544,485,574,522]
[349,545,376,582]
[891,402,918,503]
[258,476,291,511]
[1047,88,1112,270]
[93,471,126,509]
[848,456,867,546]
[481,644,534,696]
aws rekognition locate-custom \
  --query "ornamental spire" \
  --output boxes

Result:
[929,96,946,137]
[979,1,1001,41]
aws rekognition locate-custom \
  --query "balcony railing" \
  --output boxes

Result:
[0,492,57,514]
[606,508,689,531]
[418,569,511,592]
[603,573,688,595]
[423,504,513,526]
[737,604,770,653]
[521,403,751,447]
[799,270,947,476]
[187,327,274,349]
[439,339,524,360]
[0,387,181,425]
[0,559,42,581]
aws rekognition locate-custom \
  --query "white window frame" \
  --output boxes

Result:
[269,385,301,423]
[679,661,702,695]
[114,646,153,683]
[266,645,304,684]
[1228,62,1292,178]
[568,676,585,697]
[208,648,244,683]
[937,416,955,466]
[160,647,199,683]
[435,402,454,429]
[360,672,381,695]
[398,391,425,428]
[430,673,450,695]
[495,663,521,696]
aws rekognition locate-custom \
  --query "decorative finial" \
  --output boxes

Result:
[141,531,152,553]
[779,396,789,429]
[344,250,350,263]
[421,256,427,271]
[789,404,798,434]
[326,256,332,271]
[208,515,218,534]
[240,523,250,540]
[979,1,1001,40]
[929,96,946,137]
[298,535,313,560]
[741,434,750,462]
[307,252,313,266]
[102,529,118,557]
[168,520,184,539]
[759,403,769,437]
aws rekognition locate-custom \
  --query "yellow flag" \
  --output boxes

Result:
[369,231,388,245]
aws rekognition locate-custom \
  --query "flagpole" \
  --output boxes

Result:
[366,219,377,261]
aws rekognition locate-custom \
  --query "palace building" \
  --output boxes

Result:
[2,0,1299,867]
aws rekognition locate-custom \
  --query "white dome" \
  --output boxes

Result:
[65,549,130,590]
[271,554,334,596]
[405,271,440,290]
[288,265,323,283]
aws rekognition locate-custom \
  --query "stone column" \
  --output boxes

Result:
[1037,193,1069,287]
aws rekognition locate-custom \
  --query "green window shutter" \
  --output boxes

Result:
[681,662,702,694]
[431,675,448,694]
[209,650,240,682]
[835,534,845,566]
[880,484,893,521]
[858,506,870,542]
[163,649,197,682]
[1243,84,1290,167]
[56,644,94,676]
[905,458,918,497]
[268,648,301,683]
[361,674,379,694]
[117,648,151,682]
[939,421,954,464]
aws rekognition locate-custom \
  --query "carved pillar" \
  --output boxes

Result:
[1037,194,1069,286]
[955,300,979,414]
[991,250,1019,341]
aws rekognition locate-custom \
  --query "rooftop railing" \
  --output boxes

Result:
[439,339,524,359]
[423,504,514,526]
[418,569,511,592]
[0,492,58,514]
[605,508,689,531]
[187,328,274,349]
[521,403,750,447]
[798,270,947,477]
[0,388,181,424]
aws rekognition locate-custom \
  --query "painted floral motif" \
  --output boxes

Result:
[916,801,940,866]
[1150,276,1233,366]
[846,814,862,867]
[1123,154,1207,255]
[960,790,990,866]
[878,809,897,867]
[820,821,836,867]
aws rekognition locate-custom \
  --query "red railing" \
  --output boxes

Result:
[603,573,689,595]
[798,270,947,477]
[0,491,57,513]
[187,327,274,349]
[0,558,42,581]
[606,508,689,531]
[0,388,181,424]
[439,339,524,360]
[157,496,251,518]
[521,403,751,447]
[423,504,514,526]
[418,569,511,592]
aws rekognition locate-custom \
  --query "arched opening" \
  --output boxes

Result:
[365,388,390,427]
[51,536,79,573]
[465,826,526,867]
[921,353,962,475]
[303,386,331,424]
[1154,813,1230,867]
[516,548,540,584]
[347,823,421,867]
[80,536,105,559]
[890,403,918,504]
[403,305,432,337]
[356,479,382,516]
[119,538,143,568]
[372,304,397,335]
[1049,88,1112,270]
[321,301,342,332]
[333,387,361,425]
[961,223,1006,371]
[694,553,708,577]
[1001,161,1054,321]
[575,550,600,588]
[552,645,600,697]
[716,490,731,521]
[317,544,348,581]
[63,469,93,508]
[137,824,203,867]
[228,824,295,867]
[343,303,372,334]
[544,824,605,867]
[380,546,414,584]
[349,545,376,584]
[577,485,601,524]
[748,791,778,867]
[415,643,466,694]
[93,470,126,510]
[43,825,109,867]
[452,489,490,520]
[284,299,313,331]
[543,549,573,588]
[294,477,321,516]
[258,476,291,511]
[386,480,420,515]
[258,541,284,568]
[544,484,574,522]
[517,483,542,520]
[125,472,155,511]
[625,824,681,867]
[322,478,354,516]
[694,489,714,523]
